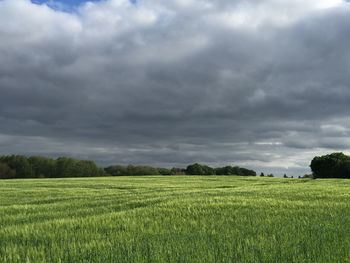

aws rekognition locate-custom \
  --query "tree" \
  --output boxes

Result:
[28,156,56,178]
[310,152,350,179]
[126,165,160,176]
[105,165,128,176]
[0,163,16,179]
[73,160,103,177]
[214,166,256,176]
[186,163,215,175]
[55,157,103,177]
[0,154,257,179]
[239,168,257,176]
[0,155,33,178]
[56,157,77,177]
[158,168,172,175]
[260,172,265,177]
[186,163,204,175]
[170,168,186,175]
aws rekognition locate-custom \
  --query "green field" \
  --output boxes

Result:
[1,176,350,263]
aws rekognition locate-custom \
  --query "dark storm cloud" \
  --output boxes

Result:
[0,0,350,175]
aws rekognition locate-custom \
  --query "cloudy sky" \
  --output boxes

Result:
[0,0,349,175]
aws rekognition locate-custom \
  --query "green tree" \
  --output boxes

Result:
[0,163,16,179]
[73,160,103,177]
[186,163,215,175]
[28,156,56,178]
[105,165,128,176]
[0,155,33,178]
[56,157,77,177]
[158,168,172,175]
[310,152,350,178]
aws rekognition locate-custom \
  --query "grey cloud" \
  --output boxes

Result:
[0,0,350,175]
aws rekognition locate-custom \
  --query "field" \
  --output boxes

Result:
[1,176,350,263]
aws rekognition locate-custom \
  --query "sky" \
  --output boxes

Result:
[32,0,89,5]
[1,0,350,175]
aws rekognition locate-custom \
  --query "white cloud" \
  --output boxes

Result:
[206,0,345,29]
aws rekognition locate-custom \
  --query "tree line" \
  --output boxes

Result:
[105,163,256,176]
[2,152,350,179]
[0,155,256,179]
[0,155,104,179]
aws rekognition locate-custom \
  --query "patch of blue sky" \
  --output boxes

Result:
[31,0,90,12]
[31,0,137,12]
[31,0,137,6]
[32,0,97,6]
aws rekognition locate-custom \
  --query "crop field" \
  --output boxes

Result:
[1,176,350,263]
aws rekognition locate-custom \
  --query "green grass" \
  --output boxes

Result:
[1,176,350,263]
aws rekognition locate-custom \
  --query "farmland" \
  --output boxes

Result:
[1,176,350,262]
